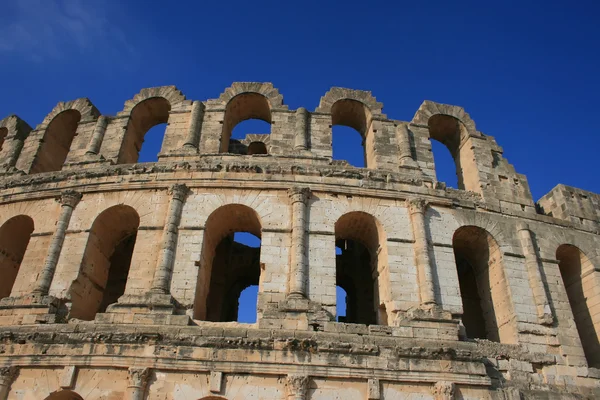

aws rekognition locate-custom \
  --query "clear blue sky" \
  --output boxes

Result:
[1,1,599,321]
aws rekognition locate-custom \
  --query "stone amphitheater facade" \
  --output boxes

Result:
[0,82,598,399]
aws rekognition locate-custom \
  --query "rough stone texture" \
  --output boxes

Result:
[0,83,598,399]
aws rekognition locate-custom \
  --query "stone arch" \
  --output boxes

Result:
[334,211,388,325]
[556,244,600,368]
[30,109,82,174]
[69,205,140,321]
[315,87,385,117]
[214,83,287,154]
[0,215,34,298]
[316,88,386,169]
[117,86,187,164]
[412,101,483,191]
[193,203,262,321]
[0,115,32,168]
[37,98,100,128]
[452,225,517,343]
[44,390,84,400]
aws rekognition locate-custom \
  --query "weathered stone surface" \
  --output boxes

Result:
[0,83,598,399]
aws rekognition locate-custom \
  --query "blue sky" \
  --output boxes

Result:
[1,0,599,321]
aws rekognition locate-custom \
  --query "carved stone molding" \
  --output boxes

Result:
[58,190,82,208]
[285,374,309,400]
[127,367,151,388]
[406,197,428,214]
[288,187,311,204]
[432,381,455,400]
[169,183,190,201]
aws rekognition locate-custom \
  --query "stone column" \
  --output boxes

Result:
[407,198,436,306]
[432,381,455,400]
[151,184,190,293]
[86,116,108,155]
[397,125,417,167]
[517,222,553,324]
[127,368,150,400]
[183,101,204,150]
[0,367,17,400]
[33,190,82,295]
[294,107,308,150]
[285,374,309,400]
[4,136,24,169]
[287,187,311,298]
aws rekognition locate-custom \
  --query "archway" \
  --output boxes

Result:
[193,204,262,321]
[119,97,171,164]
[428,114,478,191]
[31,109,81,173]
[330,99,372,168]
[557,244,600,367]
[334,211,387,325]
[221,93,271,153]
[452,226,516,343]
[44,390,84,400]
[0,215,34,298]
[69,205,140,320]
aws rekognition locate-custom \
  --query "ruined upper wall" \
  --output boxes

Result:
[0,83,596,225]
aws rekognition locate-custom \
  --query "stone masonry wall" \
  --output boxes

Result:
[0,83,598,399]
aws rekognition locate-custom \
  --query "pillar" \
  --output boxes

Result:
[151,184,189,293]
[294,107,308,150]
[407,198,436,306]
[127,367,150,400]
[0,367,17,400]
[285,374,309,400]
[4,136,24,169]
[33,190,82,295]
[183,101,204,150]
[397,125,417,167]
[287,187,311,298]
[517,222,553,324]
[86,116,108,155]
[432,381,455,400]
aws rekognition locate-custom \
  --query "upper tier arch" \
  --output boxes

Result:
[411,100,479,137]
[37,98,100,129]
[315,87,386,118]
[117,86,188,116]
[211,82,288,111]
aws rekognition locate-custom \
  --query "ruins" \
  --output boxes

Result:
[0,82,598,399]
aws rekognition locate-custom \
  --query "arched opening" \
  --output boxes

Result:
[69,205,140,320]
[336,285,348,322]
[222,93,271,153]
[31,109,81,173]
[193,204,262,322]
[44,390,84,400]
[331,99,372,168]
[557,244,600,367]
[119,97,171,164]
[428,114,475,190]
[453,226,516,343]
[0,215,34,298]
[137,123,168,162]
[334,211,387,325]
[0,127,8,152]
[247,141,268,155]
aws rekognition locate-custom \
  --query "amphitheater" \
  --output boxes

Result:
[0,82,598,400]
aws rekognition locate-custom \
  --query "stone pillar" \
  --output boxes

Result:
[287,187,311,298]
[183,101,204,150]
[294,107,308,150]
[0,367,17,400]
[397,125,417,167]
[285,374,309,400]
[33,190,82,295]
[517,222,553,324]
[4,136,24,170]
[432,381,455,400]
[86,116,108,155]
[407,198,436,306]
[127,367,150,400]
[151,184,190,293]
